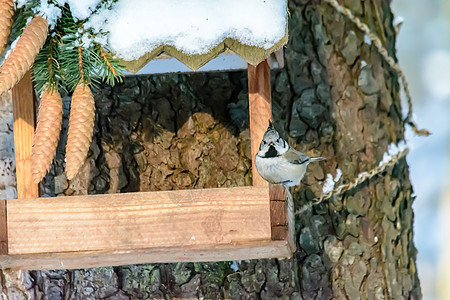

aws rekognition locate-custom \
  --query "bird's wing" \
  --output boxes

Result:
[284,148,310,165]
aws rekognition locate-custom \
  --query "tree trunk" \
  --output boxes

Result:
[1,1,421,299]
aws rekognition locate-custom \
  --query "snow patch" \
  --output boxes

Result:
[35,0,61,29]
[322,174,335,194]
[66,0,101,20]
[393,15,404,27]
[335,169,342,182]
[379,141,408,167]
[84,0,287,61]
[19,0,99,25]
[322,168,342,194]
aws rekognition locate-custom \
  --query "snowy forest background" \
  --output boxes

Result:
[392,0,450,299]
[0,0,449,299]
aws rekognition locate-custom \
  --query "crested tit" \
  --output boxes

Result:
[255,122,325,188]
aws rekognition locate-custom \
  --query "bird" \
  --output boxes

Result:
[255,121,325,200]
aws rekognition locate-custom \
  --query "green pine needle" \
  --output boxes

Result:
[95,44,124,86]
[32,37,61,93]
[23,2,126,93]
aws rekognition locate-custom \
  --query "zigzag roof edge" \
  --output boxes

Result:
[123,31,288,74]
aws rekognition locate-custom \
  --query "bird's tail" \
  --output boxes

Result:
[310,157,326,162]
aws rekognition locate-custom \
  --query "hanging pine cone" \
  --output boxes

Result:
[0,0,14,54]
[65,84,95,180]
[0,16,48,95]
[31,88,63,183]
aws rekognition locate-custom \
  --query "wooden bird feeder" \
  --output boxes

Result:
[0,4,294,270]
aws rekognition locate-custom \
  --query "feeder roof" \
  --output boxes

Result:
[86,0,288,72]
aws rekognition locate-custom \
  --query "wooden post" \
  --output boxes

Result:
[12,71,39,199]
[247,61,293,250]
[3,71,39,255]
[248,60,271,187]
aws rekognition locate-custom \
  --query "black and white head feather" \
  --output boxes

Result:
[258,121,289,158]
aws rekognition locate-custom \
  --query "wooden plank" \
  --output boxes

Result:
[12,71,39,199]
[7,186,272,255]
[269,185,295,251]
[0,200,7,255]
[248,60,271,187]
[0,240,291,270]
[269,185,287,240]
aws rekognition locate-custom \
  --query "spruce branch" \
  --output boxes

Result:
[9,1,125,93]
[59,5,99,90]
[99,45,116,77]
[96,44,124,85]
[78,44,85,81]
[33,36,61,93]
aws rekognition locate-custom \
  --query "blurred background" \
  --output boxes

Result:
[392,1,450,299]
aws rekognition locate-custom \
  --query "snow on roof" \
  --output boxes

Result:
[66,0,102,20]
[85,0,288,71]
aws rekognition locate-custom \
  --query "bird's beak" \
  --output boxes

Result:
[269,142,274,146]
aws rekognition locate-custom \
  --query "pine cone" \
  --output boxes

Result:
[0,16,48,95]
[0,0,14,54]
[65,84,95,180]
[31,88,63,183]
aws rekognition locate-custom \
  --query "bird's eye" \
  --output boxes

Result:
[263,141,267,145]
[276,138,280,143]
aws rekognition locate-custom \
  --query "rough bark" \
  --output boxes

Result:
[1,1,421,299]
